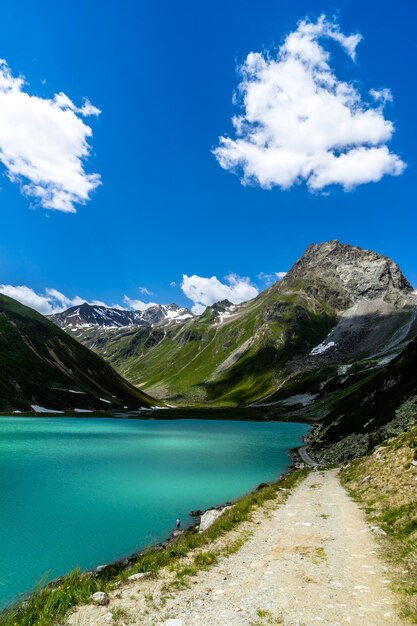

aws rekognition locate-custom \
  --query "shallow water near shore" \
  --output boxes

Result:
[0,416,309,609]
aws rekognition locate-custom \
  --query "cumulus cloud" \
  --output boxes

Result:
[275,271,287,280]
[214,15,405,192]
[0,284,163,314]
[0,284,114,314]
[181,273,259,314]
[138,286,153,296]
[0,58,100,212]
[122,295,158,311]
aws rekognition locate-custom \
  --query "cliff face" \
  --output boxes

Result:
[282,240,413,307]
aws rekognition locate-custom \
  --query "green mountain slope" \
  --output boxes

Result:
[69,288,337,405]
[64,241,417,408]
[0,294,155,412]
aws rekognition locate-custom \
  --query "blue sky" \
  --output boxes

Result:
[0,0,415,314]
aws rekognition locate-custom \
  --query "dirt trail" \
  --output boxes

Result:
[67,470,405,626]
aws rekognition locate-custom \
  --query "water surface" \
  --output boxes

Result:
[0,416,309,608]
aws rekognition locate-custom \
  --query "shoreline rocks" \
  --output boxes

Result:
[199,506,232,533]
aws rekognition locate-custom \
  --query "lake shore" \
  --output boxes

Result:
[0,465,309,626]
[0,416,310,617]
[0,405,313,423]
[67,469,407,626]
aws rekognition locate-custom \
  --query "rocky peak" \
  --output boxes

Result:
[210,299,234,312]
[139,303,193,326]
[48,302,193,330]
[283,240,413,307]
[201,299,238,325]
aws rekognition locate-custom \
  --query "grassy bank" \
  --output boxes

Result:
[340,425,417,623]
[0,469,308,626]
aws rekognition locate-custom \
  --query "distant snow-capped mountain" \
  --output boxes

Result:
[48,302,193,330]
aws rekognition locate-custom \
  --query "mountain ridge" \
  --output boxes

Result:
[48,302,193,331]
[57,241,417,413]
[0,294,156,412]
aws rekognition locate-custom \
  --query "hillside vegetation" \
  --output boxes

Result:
[0,294,155,412]
[341,423,417,622]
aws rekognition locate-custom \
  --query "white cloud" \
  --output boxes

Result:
[214,15,405,192]
[122,295,158,311]
[0,58,101,212]
[170,281,177,287]
[369,88,393,104]
[0,284,123,314]
[181,273,259,314]
[138,286,153,296]
[257,271,287,286]
[1,285,82,314]
[275,271,287,280]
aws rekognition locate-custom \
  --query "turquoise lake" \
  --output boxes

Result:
[0,416,309,609]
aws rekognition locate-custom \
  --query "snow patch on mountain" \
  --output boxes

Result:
[48,302,193,331]
[311,340,336,355]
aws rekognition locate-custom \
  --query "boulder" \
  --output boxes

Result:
[199,506,231,533]
[95,565,107,573]
[128,572,146,581]
[370,525,387,536]
[90,591,110,605]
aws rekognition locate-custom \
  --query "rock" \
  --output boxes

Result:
[164,620,183,626]
[199,506,231,532]
[96,564,107,573]
[190,509,203,517]
[172,528,185,537]
[370,525,387,536]
[128,572,146,581]
[90,591,110,605]
[98,613,113,623]
[360,475,371,484]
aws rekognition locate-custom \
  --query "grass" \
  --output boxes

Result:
[340,426,417,623]
[111,606,131,624]
[193,550,217,569]
[318,512,330,520]
[312,546,327,564]
[220,531,252,556]
[0,569,102,626]
[251,607,284,625]
[0,469,308,626]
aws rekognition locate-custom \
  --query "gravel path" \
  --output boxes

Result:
[298,447,319,468]
[67,470,405,626]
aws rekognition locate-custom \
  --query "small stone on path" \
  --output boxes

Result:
[90,591,109,606]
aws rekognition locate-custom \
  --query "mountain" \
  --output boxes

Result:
[307,331,417,462]
[62,241,417,410]
[0,294,156,412]
[48,302,193,330]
